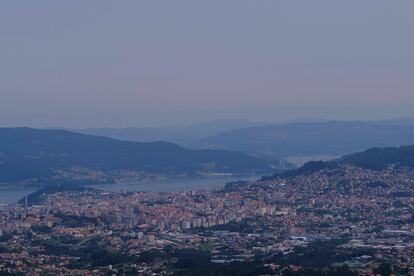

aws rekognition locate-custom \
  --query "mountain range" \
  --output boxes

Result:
[71,119,414,166]
[73,119,270,145]
[0,128,271,186]
[193,120,414,163]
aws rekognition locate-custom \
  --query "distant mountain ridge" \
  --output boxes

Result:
[0,128,271,186]
[72,119,271,145]
[195,121,414,161]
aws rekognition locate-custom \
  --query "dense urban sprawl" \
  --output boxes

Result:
[1,165,414,275]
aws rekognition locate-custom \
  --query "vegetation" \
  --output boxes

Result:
[283,265,358,276]
[0,127,271,185]
[173,260,271,276]
[265,144,414,180]
[340,145,414,170]
[270,240,373,267]
[18,183,91,206]
[165,248,270,276]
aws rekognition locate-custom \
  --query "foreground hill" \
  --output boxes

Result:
[195,121,414,161]
[338,145,414,170]
[265,144,414,180]
[0,128,271,186]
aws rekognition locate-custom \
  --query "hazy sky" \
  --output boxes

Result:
[1,1,413,128]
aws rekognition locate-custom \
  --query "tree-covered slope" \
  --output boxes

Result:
[264,144,414,180]
[0,128,271,184]
[339,145,414,170]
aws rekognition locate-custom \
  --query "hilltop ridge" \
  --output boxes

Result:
[0,127,271,186]
[264,144,414,180]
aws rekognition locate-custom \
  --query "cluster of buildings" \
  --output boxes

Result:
[1,165,414,274]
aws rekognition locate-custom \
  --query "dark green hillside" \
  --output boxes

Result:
[18,183,92,206]
[339,145,414,170]
[264,144,414,180]
[0,128,270,185]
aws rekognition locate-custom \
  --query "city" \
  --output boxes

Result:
[1,1,414,275]
[1,164,414,275]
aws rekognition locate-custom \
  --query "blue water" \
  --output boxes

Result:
[0,187,37,205]
[0,176,258,205]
